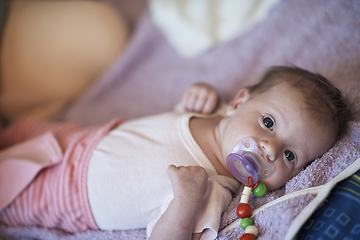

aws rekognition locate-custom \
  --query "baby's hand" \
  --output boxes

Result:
[168,165,208,203]
[181,83,220,114]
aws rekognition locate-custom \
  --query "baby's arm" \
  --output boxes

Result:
[180,83,220,114]
[149,165,208,240]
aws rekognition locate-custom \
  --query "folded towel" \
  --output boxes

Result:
[218,122,360,239]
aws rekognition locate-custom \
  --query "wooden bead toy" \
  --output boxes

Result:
[240,233,256,240]
[236,203,252,218]
[236,176,267,239]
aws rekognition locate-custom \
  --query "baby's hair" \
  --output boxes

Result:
[248,66,353,138]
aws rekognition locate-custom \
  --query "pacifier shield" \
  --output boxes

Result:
[233,138,259,155]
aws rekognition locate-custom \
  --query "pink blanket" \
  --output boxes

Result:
[1,0,360,239]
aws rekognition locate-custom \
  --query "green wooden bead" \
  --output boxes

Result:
[240,217,254,230]
[252,182,267,198]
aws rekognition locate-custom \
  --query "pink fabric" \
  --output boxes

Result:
[0,132,63,211]
[0,118,125,232]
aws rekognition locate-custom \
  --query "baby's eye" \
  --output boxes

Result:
[284,150,296,163]
[263,116,274,130]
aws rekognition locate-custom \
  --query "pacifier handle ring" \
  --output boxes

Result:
[246,176,258,188]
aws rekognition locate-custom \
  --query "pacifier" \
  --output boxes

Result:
[226,137,274,185]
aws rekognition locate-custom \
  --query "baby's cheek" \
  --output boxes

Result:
[260,177,279,192]
[262,170,292,191]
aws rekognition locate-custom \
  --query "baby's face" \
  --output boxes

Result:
[217,82,338,191]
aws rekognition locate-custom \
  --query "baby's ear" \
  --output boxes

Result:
[226,88,251,116]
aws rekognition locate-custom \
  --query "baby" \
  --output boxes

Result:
[0,66,351,240]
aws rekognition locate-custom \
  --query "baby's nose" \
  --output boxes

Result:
[259,139,279,162]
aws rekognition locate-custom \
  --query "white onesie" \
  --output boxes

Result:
[87,112,240,239]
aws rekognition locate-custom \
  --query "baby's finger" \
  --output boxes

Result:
[193,89,208,113]
[180,90,193,111]
[202,92,219,114]
[184,90,198,112]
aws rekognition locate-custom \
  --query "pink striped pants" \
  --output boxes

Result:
[0,118,124,232]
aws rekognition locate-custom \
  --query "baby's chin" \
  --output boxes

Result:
[261,173,298,191]
[260,179,285,192]
[262,167,306,191]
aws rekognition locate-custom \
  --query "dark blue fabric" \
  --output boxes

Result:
[298,170,360,240]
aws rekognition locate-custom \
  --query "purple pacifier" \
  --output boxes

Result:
[226,137,274,185]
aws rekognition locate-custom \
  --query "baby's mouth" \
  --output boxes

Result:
[226,137,275,184]
[227,151,259,184]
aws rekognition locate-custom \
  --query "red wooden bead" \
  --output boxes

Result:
[236,203,252,218]
[240,233,256,240]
